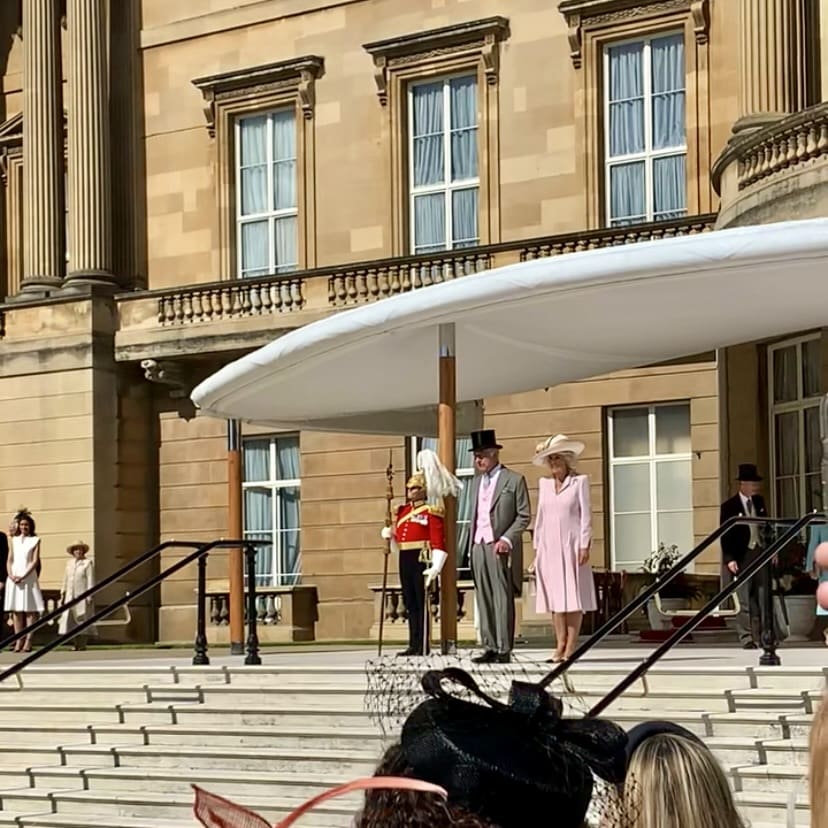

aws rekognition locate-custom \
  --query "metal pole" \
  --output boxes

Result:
[227,419,245,655]
[192,551,210,665]
[244,543,262,665]
[759,522,780,666]
[438,323,458,655]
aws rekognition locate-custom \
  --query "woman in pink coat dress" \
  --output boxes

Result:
[528,434,597,663]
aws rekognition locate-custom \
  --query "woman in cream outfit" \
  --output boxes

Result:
[59,540,96,650]
[528,434,597,663]
[4,512,44,652]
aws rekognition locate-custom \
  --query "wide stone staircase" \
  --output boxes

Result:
[0,652,820,827]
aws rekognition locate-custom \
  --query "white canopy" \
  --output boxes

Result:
[192,219,828,433]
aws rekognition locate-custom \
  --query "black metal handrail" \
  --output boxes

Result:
[540,513,814,690]
[0,538,270,684]
[581,512,826,717]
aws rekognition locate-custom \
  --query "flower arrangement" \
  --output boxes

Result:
[640,542,702,601]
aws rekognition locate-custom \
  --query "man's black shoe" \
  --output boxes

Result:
[472,650,496,664]
[494,653,511,664]
[742,641,758,650]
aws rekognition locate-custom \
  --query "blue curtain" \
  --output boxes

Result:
[242,436,301,587]
[238,110,298,277]
[607,35,685,225]
[412,77,478,253]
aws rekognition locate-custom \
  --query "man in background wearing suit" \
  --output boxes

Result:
[466,429,531,664]
[720,463,774,649]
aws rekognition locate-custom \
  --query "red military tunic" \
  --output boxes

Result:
[393,502,446,563]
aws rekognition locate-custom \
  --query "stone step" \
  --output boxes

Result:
[0,814,198,828]
[62,743,381,775]
[705,736,809,767]
[0,787,358,826]
[729,762,810,794]
[735,789,810,825]
[0,765,360,800]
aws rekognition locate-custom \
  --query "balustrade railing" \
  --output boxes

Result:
[110,215,717,337]
[712,103,828,194]
[157,277,305,326]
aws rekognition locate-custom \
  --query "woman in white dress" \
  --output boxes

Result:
[58,540,96,650]
[4,512,44,652]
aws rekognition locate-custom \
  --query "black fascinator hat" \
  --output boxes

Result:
[399,667,628,828]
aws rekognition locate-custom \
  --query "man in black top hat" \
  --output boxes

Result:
[720,463,777,649]
[465,429,531,664]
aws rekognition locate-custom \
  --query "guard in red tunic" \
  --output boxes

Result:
[382,469,449,656]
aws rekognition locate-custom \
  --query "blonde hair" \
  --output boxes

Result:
[546,452,576,474]
[625,734,744,828]
[811,693,828,828]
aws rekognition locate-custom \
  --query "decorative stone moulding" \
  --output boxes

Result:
[192,55,325,136]
[557,0,709,68]
[363,16,510,105]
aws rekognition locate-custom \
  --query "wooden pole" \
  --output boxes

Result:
[438,323,458,654]
[227,419,245,655]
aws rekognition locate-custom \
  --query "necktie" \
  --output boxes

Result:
[746,498,759,548]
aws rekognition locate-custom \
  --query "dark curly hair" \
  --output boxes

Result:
[354,743,498,828]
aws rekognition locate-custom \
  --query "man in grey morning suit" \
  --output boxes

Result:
[466,429,531,664]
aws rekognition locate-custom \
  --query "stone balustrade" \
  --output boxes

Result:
[713,104,828,229]
[157,276,306,326]
[205,583,318,643]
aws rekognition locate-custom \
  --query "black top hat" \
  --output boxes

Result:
[469,429,502,452]
[736,463,763,482]
[399,668,627,828]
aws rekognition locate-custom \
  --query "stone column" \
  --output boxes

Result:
[736,0,810,129]
[20,0,64,296]
[63,0,116,290]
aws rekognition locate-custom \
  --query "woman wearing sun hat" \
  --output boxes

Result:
[58,540,96,650]
[529,434,597,662]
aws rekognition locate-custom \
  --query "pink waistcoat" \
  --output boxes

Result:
[474,475,497,544]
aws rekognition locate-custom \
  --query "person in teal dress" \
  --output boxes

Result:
[806,524,828,644]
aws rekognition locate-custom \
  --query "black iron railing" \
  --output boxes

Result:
[0,538,269,684]
[541,512,827,717]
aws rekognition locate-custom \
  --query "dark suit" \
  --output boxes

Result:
[720,493,775,645]
[467,466,531,655]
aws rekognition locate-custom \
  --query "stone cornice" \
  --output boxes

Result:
[557,0,709,68]
[192,55,325,136]
[363,17,510,105]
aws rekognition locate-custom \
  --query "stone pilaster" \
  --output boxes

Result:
[63,0,116,291]
[19,0,64,296]
[736,0,809,130]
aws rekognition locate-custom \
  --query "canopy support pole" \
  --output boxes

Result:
[227,419,245,655]
[438,323,458,654]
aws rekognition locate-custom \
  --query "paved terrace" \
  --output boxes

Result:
[0,640,824,671]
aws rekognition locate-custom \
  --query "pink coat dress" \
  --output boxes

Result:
[533,474,597,614]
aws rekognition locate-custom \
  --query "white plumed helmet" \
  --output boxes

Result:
[416,448,463,508]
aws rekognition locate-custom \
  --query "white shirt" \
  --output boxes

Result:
[739,493,760,548]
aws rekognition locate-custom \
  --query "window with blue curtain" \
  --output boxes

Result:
[236,109,298,277]
[242,435,301,587]
[605,34,686,227]
[416,436,474,576]
[409,75,479,254]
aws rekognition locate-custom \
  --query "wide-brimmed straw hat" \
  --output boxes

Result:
[532,434,585,466]
[67,540,89,555]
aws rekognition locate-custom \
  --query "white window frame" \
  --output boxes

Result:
[242,434,301,587]
[768,333,822,516]
[408,74,480,255]
[607,402,693,570]
[603,32,687,227]
[234,108,298,278]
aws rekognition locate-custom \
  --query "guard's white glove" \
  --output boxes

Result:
[424,549,448,586]
[381,526,392,540]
